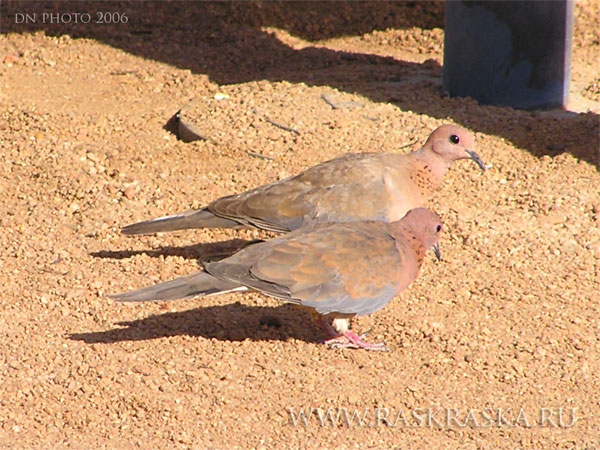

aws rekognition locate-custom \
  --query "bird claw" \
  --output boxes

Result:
[324,335,360,349]
[324,331,389,352]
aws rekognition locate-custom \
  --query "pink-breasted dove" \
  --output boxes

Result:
[112,207,443,351]
[121,125,483,235]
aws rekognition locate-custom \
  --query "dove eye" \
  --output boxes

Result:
[450,135,460,144]
[436,224,442,232]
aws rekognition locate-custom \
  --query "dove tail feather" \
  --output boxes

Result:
[121,208,241,235]
[110,272,245,302]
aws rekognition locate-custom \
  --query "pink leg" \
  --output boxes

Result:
[319,320,388,352]
[318,320,342,338]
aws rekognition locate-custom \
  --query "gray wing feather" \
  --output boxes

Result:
[110,271,242,302]
[205,223,404,316]
[122,208,240,235]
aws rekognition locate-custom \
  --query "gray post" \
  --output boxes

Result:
[443,1,574,109]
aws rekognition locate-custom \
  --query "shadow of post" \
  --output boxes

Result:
[3,1,598,166]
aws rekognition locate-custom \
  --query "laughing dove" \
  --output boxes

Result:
[121,125,484,235]
[112,207,443,351]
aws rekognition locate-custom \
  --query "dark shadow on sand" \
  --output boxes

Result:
[70,302,324,345]
[90,238,262,262]
[3,1,597,166]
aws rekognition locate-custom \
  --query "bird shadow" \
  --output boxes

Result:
[89,238,262,262]
[3,1,597,167]
[69,302,324,345]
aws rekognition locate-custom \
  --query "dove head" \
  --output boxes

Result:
[422,124,486,172]
[397,208,443,260]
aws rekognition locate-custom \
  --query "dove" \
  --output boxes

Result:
[121,124,484,235]
[112,208,443,351]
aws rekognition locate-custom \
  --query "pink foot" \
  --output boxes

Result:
[315,318,388,351]
[324,331,389,352]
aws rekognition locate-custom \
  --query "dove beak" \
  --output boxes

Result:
[466,150,487,171]
[433,243,441,261]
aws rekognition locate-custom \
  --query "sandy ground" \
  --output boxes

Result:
[1,1,599,448]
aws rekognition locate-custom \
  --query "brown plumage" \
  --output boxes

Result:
[121,125,484,235]
[112,208,443,351]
